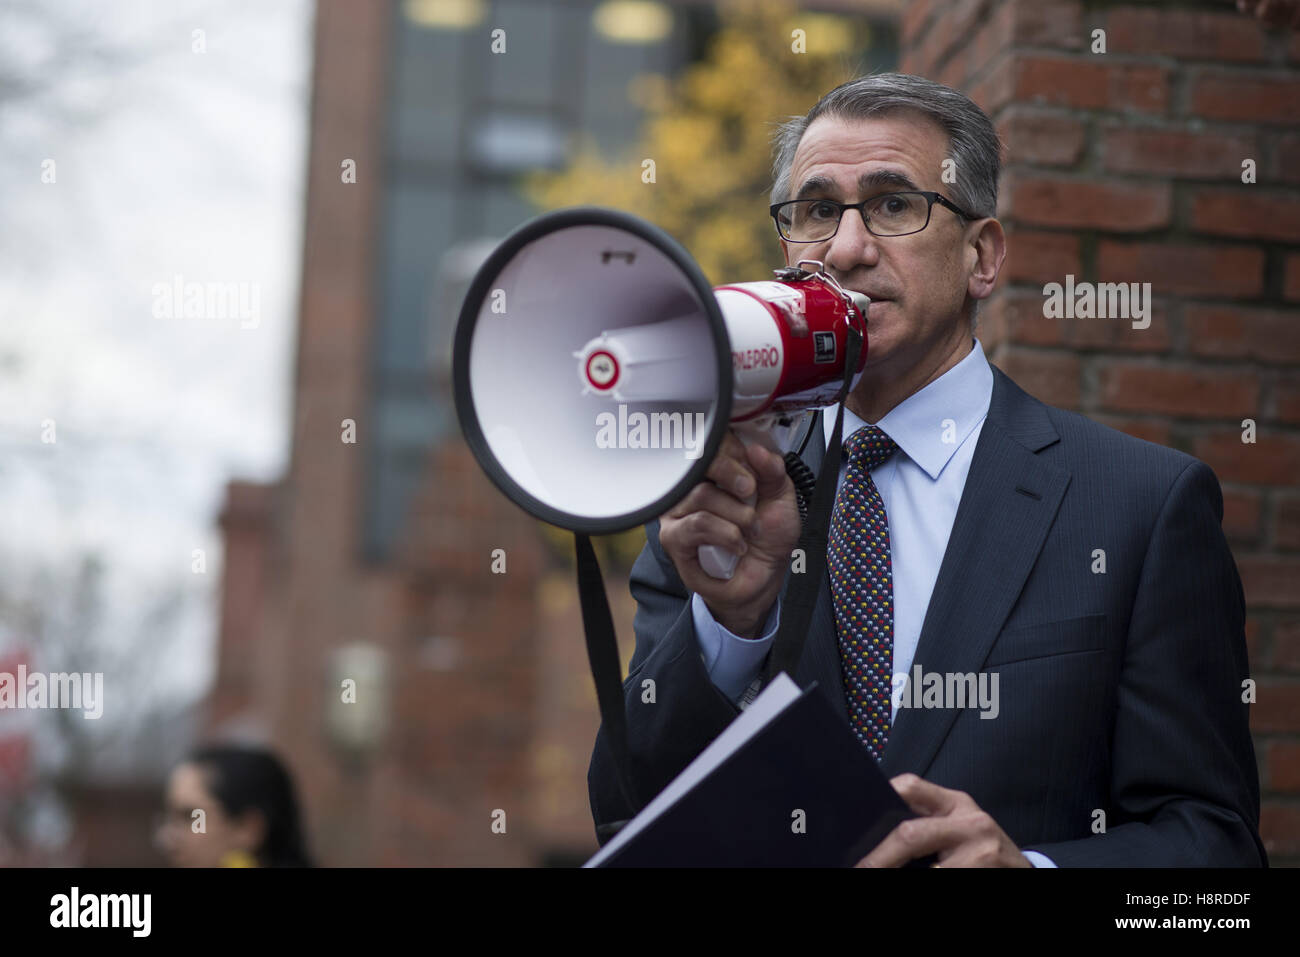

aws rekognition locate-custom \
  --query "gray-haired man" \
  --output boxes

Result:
[589,73,1264,868]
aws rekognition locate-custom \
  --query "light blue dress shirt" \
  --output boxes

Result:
[688,336,1056,868]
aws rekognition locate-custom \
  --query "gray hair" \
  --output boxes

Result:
[770,74,1002,327]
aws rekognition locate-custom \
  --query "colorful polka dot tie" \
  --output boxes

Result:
[829,424,900,761]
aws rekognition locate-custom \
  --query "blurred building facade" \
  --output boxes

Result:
[210,0,1299,867]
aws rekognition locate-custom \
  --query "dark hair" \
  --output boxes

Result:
[187,745,314,867]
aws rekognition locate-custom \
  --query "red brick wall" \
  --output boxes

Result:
[903,0,1300,865]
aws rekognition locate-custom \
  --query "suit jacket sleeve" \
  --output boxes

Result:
[1023,459,1266,866]
[587,519,747,838]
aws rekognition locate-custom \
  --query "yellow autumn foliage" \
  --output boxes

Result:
[525,0,873,284]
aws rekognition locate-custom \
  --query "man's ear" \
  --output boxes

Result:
[966,218,1006,303]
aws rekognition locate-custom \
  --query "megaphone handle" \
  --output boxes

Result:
[698,422,781,580]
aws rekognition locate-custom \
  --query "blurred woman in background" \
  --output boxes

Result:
[156,744,313,867]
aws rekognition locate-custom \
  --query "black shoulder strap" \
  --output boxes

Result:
[575,533,641,832]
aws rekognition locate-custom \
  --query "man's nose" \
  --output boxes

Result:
[824,208,880,274]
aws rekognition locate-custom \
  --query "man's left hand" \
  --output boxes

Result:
[856,773,1032,868]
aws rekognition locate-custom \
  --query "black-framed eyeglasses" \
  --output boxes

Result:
[770,190,975,242]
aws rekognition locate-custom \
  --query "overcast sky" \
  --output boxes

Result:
[0,0,313,719]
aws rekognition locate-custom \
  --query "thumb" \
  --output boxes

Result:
[747,442,791,502]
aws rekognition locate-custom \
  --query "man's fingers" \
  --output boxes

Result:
[706,432,757,500]
[663,482,758,532]
[890,773,965,816]
[747,442,792,502]
[856,815,968,868]
[661,511,748,559]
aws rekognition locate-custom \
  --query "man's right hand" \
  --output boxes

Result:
[658,430,802,638]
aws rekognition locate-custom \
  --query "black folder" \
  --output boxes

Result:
[585,673,920,867]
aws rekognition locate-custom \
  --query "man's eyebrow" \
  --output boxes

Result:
[792,169,919,200]
[793,175,838,200]
[859,169,918,191]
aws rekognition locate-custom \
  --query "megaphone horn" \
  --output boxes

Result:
[453,208,869,557]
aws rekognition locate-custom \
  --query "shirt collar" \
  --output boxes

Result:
[822,336,993,480]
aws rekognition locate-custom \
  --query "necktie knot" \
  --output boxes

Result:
[844,425,899,472]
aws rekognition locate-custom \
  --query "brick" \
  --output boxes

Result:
[1003,230,1081,283]
[994,349,1081,408]
[939,48,971,90]
[1239,556,1300,609]
[1191,71,1300,125]
[946,0,988,53]
[1065,298,1170,351]
[972,1,1015,67]
[1277,619,1300,671]
[1097,242,1265,298]
[913,8,957,78]
[899,47,925,75]
[1107,64,1170,115]
[1278,381,1300,425]
[1185,304,1300,365]
[1007,55,1108,109]
[1092,414,1171,447]
[1096,363,1258,418]
[1194,430,1300,486]
[1261,803,1300,857]
[1101,124,1257,179]
[1274,134,1300,186]
[1008,55,1168,114]
[1285,254,1300,302]
[1267,741,1300,792]
[901,0,935,46]
[1222,487,1263,543]
[1246,614,1261,666]
[995,290,1169,352]
[1005,174,1170,231]
[1278,494,1300,550]
[1252,681,1300,732]
[1106,8,1268,64]
[1191,189,1300,243]
[969,54,1015,115]
[984,288,1064,348]
[1010,0,1084,49]
[997,108,1086,167]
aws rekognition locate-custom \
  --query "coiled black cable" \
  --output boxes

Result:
[784,451,816,524]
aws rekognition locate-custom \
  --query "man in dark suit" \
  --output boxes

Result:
[587,73,1264,867]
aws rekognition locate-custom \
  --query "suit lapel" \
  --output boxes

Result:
[879,365,1069,779]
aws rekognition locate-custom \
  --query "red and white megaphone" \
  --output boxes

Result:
[453,207,868,577]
